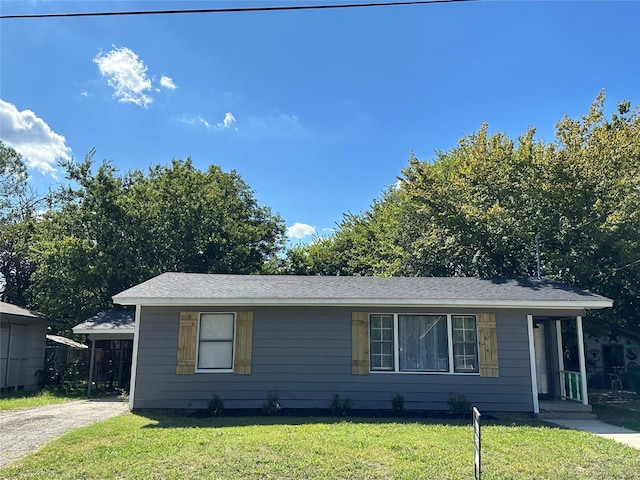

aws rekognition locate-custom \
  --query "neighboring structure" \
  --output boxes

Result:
[0,302,51,391]
[73,310,135,395]
[584,329,640,389]
[113,273,613,414]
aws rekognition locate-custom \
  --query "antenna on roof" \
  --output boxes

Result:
[535,232,541,279]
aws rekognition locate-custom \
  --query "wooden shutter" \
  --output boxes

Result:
[234,311,253,375]
[352,312,370,375]
[176,311,198,375]
[477,313,499,377]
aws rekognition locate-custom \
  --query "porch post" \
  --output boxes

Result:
[527,315,540,414]
[556,320,566,398]
[576,315,588,405]
[87,338,96,398]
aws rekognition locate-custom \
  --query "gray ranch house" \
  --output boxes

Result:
[113,273,612,415]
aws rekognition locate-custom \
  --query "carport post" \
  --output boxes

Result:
[87,338,96,398]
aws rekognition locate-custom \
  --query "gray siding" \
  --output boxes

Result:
[133,306,540,412]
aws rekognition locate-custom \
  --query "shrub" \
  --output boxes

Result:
[391,394,404,413]
[447,393,472,416]
[330,393,352,416]
[208,394,225,416]
[263,391,281,415]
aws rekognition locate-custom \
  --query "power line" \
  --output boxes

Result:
[0,0,477,20]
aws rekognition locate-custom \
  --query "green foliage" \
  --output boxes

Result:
[329,393,352,416]
[207,394,225,417]
[391,393,405,413]
[286,92,640,334]
[24,155,285,328]
[35,359,88,395]
[447,393,472,416]
[262,391,281,415]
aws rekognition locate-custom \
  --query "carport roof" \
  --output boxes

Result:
[73,310,135,335]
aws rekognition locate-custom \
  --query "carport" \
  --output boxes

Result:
[73,310,135,396]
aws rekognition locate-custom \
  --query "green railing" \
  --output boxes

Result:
[559,370,583,402]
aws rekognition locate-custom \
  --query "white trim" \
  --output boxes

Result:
[113,296,613,310]
[128,305,141,411]
[556,319,566,398]
[194,312,236,373]
[72,328,134,335]
[393,314,400,372]
[527,315,540,414]
[576,315,589,405]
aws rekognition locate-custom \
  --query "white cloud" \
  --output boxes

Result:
[93,46,154,108]
[218,112,236,128]
[80,91,88,97]
[200,117,212,129]
[287,222,316,239]
[160,75,177,90]
[0,99,71,176]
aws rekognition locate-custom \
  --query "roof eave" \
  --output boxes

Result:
[112,296,613,310]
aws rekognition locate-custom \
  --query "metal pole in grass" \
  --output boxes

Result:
[473,406,482,480]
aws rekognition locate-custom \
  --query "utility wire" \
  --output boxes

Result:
[0,0,477,20]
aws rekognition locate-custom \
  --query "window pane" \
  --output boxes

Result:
[200,314,234,340]
[399,315,448,371]
[452,315,478,373]
[370,314,394,371]
[198,342,233,369]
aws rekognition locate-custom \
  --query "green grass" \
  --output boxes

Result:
[593,404,640,432]
[1,414,639,479]
[0,390,80,411]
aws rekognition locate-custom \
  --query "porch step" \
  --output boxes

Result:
[537,400,596,420]
[537,412,598,420]
[539,401,592,413]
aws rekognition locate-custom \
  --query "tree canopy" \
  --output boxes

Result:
[286,92,640,334]
[3,153,285,327]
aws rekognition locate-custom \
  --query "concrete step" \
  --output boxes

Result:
[537,412,598,420]
[539,401,592,413]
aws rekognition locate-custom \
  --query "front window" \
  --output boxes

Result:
[370,314,479,374]
[197,313,234,370]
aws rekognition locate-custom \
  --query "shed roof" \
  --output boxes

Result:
[72,310,135,335]
[112,273,613,310]
[0,301,50,321]
[46,334,88,350]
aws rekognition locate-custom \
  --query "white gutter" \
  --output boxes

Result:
[112,297,613,310]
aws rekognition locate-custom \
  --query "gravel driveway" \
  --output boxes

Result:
[0,396,129,466]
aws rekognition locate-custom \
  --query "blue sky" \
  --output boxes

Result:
[1,0,639,244]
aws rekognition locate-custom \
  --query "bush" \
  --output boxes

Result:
[263,391,281,415]
[330,394,352,416]
[208,394,224,416]
[447,393,471,416]
[391,394,405,413]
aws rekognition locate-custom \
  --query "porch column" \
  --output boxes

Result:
[87,338,96,398]
[576,315,588,405]
[527,315,540,414]
[556,320,566,398]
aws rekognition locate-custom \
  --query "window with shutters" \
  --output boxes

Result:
[370,314,479,374]
[197,313,235,371]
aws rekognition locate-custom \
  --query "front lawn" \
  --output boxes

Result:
[591,390,640,432]
[0,390,80,412]
[1,413,639,479]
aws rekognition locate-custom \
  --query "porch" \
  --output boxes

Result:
[528,315,590,414]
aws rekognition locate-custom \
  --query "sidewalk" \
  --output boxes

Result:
[546,418,640,450]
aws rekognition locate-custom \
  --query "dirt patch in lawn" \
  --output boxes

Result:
[0,396,129,466]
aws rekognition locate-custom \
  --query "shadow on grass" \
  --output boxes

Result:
[135,409,547,430]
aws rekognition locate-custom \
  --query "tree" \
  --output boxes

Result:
[0,142,43,305]
[28,155,286,327]
[288,93,640,334]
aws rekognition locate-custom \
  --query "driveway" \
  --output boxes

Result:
[0,396,129,466]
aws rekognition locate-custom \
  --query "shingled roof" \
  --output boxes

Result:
[73,309,135,335]
[112,273,612,310]
[0,301,50,320]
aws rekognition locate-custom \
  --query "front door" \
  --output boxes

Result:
[533,320,553,399]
